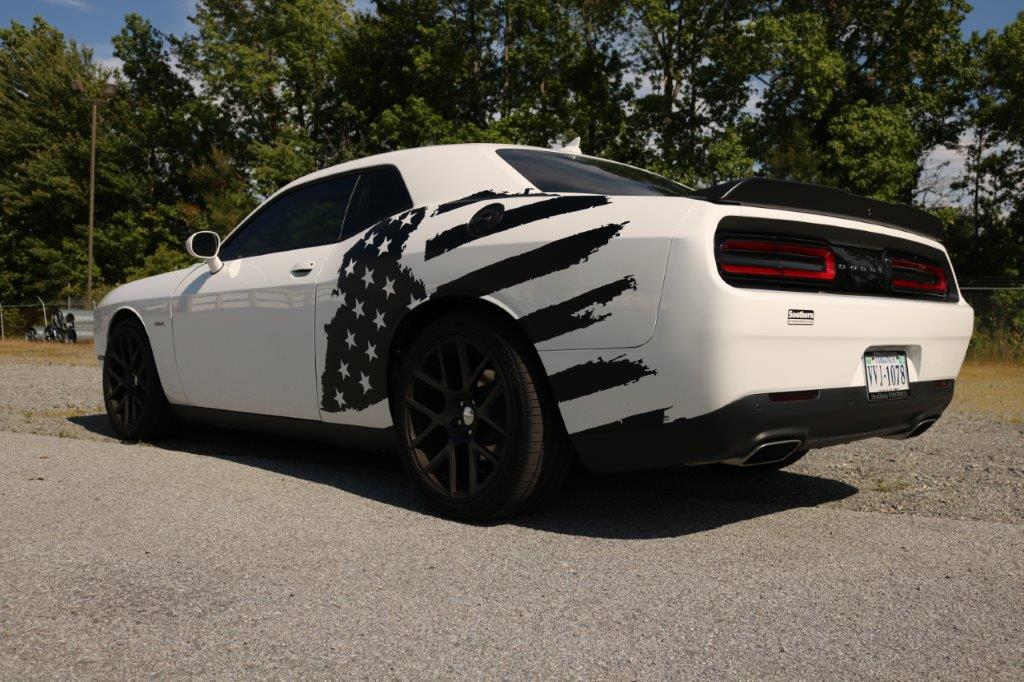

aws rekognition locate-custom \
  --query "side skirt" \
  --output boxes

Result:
[172,405,400,453]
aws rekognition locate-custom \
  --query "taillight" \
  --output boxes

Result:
[719,239,836,282]
[889,257,948,295]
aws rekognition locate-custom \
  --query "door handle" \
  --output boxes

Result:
[290,261,316,277]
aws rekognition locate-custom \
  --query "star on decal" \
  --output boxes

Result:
[372,310,386,331]
[358,372,371,393]
[408,293,424,308]
[339,360,349,379]
[400,211,414,227]
[365,342,377,361]
[377,237,391,256]
[345,330,357,349]
[343,259,356,277]
[352,298,364,319]
[382,277,396,298]
[361,266,374,288]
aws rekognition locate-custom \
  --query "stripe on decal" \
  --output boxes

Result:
[433,222,625,298]
[520,276,637,343]
[548,355,655,402]
[425,195,610,259]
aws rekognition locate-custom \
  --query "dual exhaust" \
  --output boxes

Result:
[737,417,938,466]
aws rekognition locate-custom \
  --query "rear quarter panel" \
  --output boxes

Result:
[315,193,692,427]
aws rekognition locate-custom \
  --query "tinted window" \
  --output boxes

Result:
[342,166,413,237]
[220,174,357,260]
[497,148,692,197]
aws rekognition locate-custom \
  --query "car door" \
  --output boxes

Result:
[172,174,357,419]
[314,166,414,427]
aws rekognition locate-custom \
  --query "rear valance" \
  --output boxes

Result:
[696,178,943,242]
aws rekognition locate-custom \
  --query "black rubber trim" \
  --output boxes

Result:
[570,380,954,473]
[696,178,943,241]
[172,405,399,452]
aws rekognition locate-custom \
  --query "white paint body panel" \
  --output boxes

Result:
[169,244,334,419]
[547,200,973,436]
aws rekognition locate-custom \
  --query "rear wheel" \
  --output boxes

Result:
[395,313,569,520]
[102,319,176,441]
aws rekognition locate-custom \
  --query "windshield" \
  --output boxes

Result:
[497,148,693,197]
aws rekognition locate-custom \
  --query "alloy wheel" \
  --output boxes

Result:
[104,329,149,430]
[402,337,511,498]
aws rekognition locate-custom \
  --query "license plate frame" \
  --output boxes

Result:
[863,351,910,402]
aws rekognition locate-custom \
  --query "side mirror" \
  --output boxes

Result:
[185,231,223,274]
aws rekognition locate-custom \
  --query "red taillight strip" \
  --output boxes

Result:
[720,240,836,282]
[890,257,948,294]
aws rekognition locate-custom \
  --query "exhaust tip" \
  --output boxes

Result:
[742,439,803,467]
[907,418,937,438]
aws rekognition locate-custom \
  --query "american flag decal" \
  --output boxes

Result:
[320,207,428,412]
[319,193,649,414]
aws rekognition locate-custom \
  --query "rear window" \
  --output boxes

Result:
[497,148,692,197]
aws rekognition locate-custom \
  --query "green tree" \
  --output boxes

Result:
[755,0,972,202]
[623,0,764,185]
[175,0,353,166]
[0,19,99,303]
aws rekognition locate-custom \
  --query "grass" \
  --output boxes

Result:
[0,339,97,366]
[950,361,1024,423]
[868,478,911,493]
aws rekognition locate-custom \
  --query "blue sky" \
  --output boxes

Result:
[4,0,1023,69]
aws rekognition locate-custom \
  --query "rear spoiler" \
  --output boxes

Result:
[695,178,943,242]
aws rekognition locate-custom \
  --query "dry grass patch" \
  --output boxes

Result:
[951,361,1024,423]
[0,339,97,366]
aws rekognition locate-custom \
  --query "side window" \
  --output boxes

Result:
[342,166,413,238]
[219,174,357,260]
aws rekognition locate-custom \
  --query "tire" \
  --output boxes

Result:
[102,319,176,442]
[395,313,569,520]
[718,449,808,473]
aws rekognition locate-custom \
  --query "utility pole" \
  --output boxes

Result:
[73,80,117,309]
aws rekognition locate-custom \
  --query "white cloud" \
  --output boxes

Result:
[37,0,90,10]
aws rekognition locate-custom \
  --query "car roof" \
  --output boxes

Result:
[275,143,573,206]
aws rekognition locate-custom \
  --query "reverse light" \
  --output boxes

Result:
[889,257,948,295]
[719,239,836,282]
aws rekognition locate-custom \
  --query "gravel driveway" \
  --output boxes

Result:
[1,357,1022,678]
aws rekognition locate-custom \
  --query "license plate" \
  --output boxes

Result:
[863,351,910,401]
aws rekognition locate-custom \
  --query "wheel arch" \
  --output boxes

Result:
[385,295,563,428]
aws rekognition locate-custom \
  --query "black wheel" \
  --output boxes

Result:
[102,320,176,441]
[67,328,77,344]
[395,313,569,520]
[718,449,808,473]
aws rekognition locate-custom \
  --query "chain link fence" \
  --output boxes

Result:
[959,281,1024,361]
[0,299,95,341]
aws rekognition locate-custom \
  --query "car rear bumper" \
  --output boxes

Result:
[570,379,954,473]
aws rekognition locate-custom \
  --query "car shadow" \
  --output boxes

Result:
[69,415,857,540]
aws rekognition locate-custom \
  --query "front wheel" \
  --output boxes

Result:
[102,319,176,441]
[395,313,569,520]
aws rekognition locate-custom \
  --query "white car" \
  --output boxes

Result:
[95,143,974,519]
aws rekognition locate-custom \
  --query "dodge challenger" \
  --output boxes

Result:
[94,143,974,519]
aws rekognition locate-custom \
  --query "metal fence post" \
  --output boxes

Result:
[0,302,4,340]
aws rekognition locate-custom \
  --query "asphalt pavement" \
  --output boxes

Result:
[2,426,1022,679]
